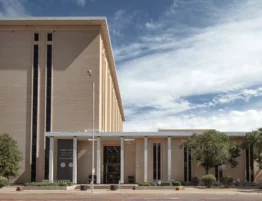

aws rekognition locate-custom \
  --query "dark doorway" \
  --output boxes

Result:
[103,146,120,184]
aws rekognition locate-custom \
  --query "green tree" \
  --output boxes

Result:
[0,133,22,180]
[241,128,262,169]
[180,130,240,174]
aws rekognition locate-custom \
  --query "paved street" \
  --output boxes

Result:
[0,188,261,201]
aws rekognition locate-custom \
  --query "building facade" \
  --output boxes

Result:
[0,17,124,183]
[0,17,261,184]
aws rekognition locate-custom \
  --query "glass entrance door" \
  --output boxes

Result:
[103,146,120,184]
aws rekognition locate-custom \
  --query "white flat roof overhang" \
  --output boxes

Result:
[46,131,247,138]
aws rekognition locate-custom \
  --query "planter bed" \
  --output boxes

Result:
[134,186,184,190]
[23,185,77,191]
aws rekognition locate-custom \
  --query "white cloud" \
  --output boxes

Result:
[124,109,262,132]
[114,0,262,131]
[109,9,140,38]
[213,87,262,104]
[165,0,178,16]
[145,21,163,30]
[75,0,86,6]
[0,0,28,16]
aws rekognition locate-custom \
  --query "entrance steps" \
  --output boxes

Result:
[75,184,136,190]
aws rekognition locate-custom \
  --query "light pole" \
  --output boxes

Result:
[87,70,95,193]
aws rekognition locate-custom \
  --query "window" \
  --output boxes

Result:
[153,143,161,180]
[45,43,52,179]
[246,149,249,182]
[188,148,192,182]
[34,33,39,41]
[31,44,39,182]
[184,146,188,182]
[250,145,254,182]
[47,33,52,41]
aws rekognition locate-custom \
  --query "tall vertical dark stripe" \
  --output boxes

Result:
[44,43,52,179]
[157,144,161,180]
[215,165,218,180]
[219,167,223,179]
[31,44,39,182]
[250,145,254,182]
[184,146,188,182]
[246,149,250,182]
[188,148,191,182]
[153,144,156,180]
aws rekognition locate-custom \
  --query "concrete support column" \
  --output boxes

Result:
[73,137,77,184]
[168,136,172,181]
[144,136,148,182]
[96,137,101,184]
[48,137,54,183]
[120,137,124,184]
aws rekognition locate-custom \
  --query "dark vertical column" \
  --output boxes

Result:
[31,33,39,182]
[250,145,254,182]
[246,148,250,182]
[215,165,218,180]
[153,144,156,180]
[184,146,188,182]
[219,166,223,179]
[44,33,53,179]
[157,143,161,180]
[188,148,191,182]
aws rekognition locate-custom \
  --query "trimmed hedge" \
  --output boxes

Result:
[172,181,181,186]
[0,176,8,188]
[220,176,234,188]
[138,182,152,186]
[24,182,74,187]
[138,181,181,186]
[201,174,216,188]
[160,182,172,186]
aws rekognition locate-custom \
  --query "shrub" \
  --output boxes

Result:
[0,133,23,180]
[0,176,8,188]
[67,182,74,186]
[201,174,216,188]
[172,181,181,186]
[213,181,221,187]
[220,176,234,188]
[234,179,241,187]
[138,182,151,186]
[128,176,135,184]
[192,177,200,186]
[151,182,157,186]
[24,182,73,187]
[58,182,68,186]
[160,182,172,186]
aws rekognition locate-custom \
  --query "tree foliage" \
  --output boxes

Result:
[0,133,23,180]
[241,128,262,169]
[180,130,240,174]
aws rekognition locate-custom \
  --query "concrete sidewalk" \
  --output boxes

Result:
[0,187,262,201]
[0,186,262,195]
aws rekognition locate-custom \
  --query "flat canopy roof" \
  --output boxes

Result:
[46,131,247,138]
[0,17,125,121]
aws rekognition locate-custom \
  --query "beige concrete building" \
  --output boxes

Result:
[0,17,260,184]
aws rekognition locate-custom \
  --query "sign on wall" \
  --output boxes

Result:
[57,139,73,181]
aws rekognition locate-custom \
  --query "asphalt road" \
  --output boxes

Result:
[0,193,261,201]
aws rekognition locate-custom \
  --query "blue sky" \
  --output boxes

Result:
[1,0,262,131]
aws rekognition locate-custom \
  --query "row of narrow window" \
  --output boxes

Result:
[31,32,53,181]
[34,33,52,42]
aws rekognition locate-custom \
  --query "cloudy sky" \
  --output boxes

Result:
[1,0,262,132]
